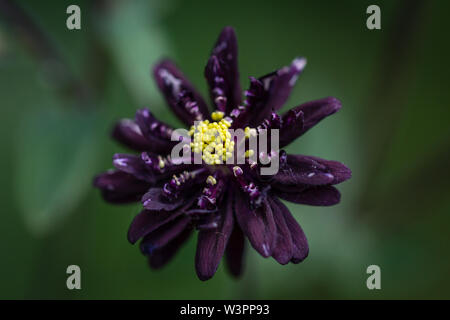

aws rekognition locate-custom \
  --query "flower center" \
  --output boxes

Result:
[188,111,234,165]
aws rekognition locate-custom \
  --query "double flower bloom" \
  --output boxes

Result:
[94,27,351,281]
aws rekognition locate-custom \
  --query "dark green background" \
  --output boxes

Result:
[1,0,449,299]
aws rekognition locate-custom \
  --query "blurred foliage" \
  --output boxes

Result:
[0,0,449,299]
[14,107,101,236]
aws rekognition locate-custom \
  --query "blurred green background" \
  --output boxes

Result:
[1,0,449,299]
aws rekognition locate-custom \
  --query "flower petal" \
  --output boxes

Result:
[225,224,245,277]
[153,59,209,125]
[93,170,151,204]
[205,26,241,113]
[141,188,185,211]
[280,97,341,145]
[270,197,308,263]
[268,196,293,265]
[127,208,183,244]
[140,152,191,180]
[274,184,341,206]
[273,153,351,186]
[260,57,306,110]
[112,119,153,152]
[305,155,352,184]
[195,191,235,281]
[113,153,154,182]
[234,190,276,258]
[279,109,304,148]
[245,57,306,127]
[148,227,192,269]
[140,215,191,254]
[134,108,178,155]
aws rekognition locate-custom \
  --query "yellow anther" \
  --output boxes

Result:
[206,175,217,185]
[245,150,254,158]
[245,127,257,139]
[158,156,165,169]
[173,175,180,185]
[211,111,224,121]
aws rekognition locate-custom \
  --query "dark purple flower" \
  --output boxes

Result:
[94,26,351,281]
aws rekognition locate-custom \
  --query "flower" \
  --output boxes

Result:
[94,26,351,281]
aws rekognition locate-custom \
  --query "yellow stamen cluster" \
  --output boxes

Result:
[188,113,257,166]
[189,114,234,165]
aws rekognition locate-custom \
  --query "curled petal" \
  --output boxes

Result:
[148,227,193,269]
[153,59,209,125]
[238,57,306,127]
[134,108,178,155]
[112,119,153,151]
[268,196,293,265]
[259,57,306,110]
[195,191,235,281]
[141,188,184,211]
[127,208,183,244]
[279,109,304,148]
[205,26,241,113]
[305,155,351,184]
[274,153,351,186]
[230,77,264,128]
[281,97,341,145]
[135,108,174,140]
[113,153,154,182]
[93,170,151,204]
[274,184,341,206]
[225,224,245,277]
[234,190,275,258]
[140,216,191,254]
[270,197,308,263]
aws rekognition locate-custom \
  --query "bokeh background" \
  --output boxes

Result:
[1,0,449,299]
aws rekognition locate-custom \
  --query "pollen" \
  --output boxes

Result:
[244,127,257,139]
[158,156,165,169]
[206,175,217,185]
[211,111,224,121]
[189,113,234,165]
[189,113,256,165]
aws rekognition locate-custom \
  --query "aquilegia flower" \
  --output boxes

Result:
[94,27,351,280]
